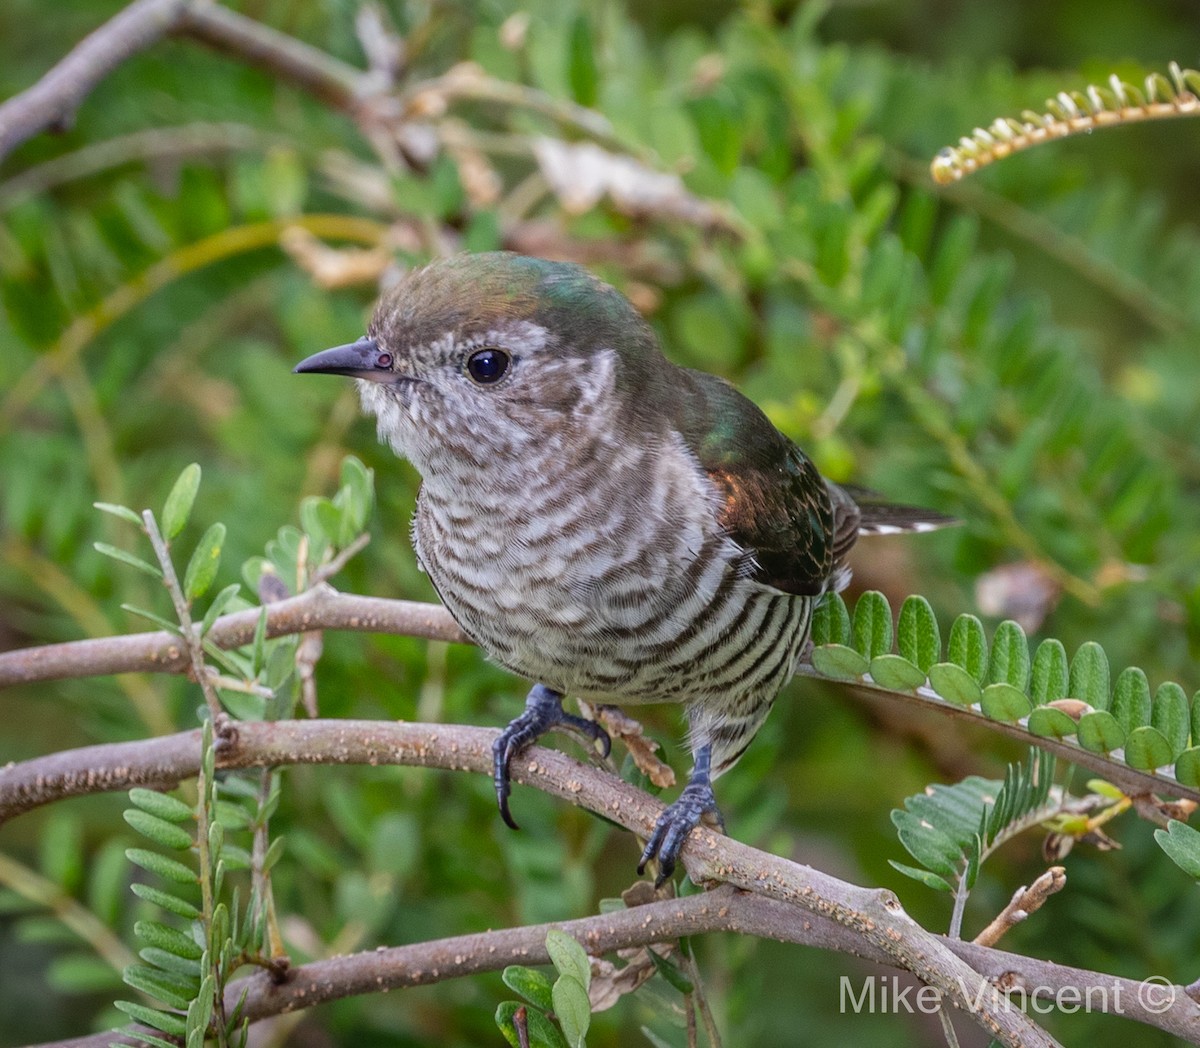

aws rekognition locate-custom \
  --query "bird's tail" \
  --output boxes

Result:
[835,483,960,537]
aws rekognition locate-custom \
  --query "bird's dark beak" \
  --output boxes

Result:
[293,337,393,383]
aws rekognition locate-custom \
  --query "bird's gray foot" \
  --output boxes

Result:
[638,745,724,887]
[493,683,611,830]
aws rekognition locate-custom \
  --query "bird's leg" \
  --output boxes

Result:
[493,683,611,830]
[638,743,724,887]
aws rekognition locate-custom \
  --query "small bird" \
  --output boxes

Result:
[295,252,952,884]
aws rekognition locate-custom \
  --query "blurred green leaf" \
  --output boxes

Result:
[162,464,202,541]
[183,522,226,602]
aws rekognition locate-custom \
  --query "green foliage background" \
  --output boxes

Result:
[2,0,1200,1044]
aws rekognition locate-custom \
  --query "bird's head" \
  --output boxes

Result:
[294,252,664,475]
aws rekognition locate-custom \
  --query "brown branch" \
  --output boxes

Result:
[8,721,1197,1046]
[4,593,1194,811]
[0,0,190,163]
[174,1,367,112]
[0,586,464,687]
[0,719,1065,1045]
[0,0,374,167]
[42,885,1200,1048]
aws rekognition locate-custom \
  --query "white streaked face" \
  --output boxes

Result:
[358,317,620,479]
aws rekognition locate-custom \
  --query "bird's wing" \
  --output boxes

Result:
[675,369,838,597]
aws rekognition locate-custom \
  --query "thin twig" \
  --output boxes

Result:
[973,867,1067,948]
[141,509,223,722]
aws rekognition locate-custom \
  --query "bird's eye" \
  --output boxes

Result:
[466,348,511,385]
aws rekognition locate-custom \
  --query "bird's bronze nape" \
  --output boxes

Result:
[294,251,953,884]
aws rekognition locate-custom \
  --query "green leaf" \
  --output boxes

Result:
[1030,639,1068,705]
[1155,820,1200,879]
[567,15,599,108]
[851,591,892,658]
[1192,691,1200,752]
[1124,726,1173,771]
[1076,711,1125,755]
[120,603,182,634]
[130,884,201,920]
[185,975,214,1045]
[162,464,201,541]
[183,523,225,602]
[545,929,590,990]
[299,495,339,549]
[125,849,197,885]
[987,620,1030,689]
[928,662,982,707]
[811,593,850,646]
[109,1030,180,1048]
[135,920,203,960]
[887,860,952,892]
[495,1001,569,1048]
[947,614,987,683]
[1174,748,1200,789]
[122,964,197,1010]
[200,583,242,636]
[113,1000,188,1036]
[896,595,940,672]
[502,965,555,1012]
[262,834,286,873]
[94,542,162,579]
[890,809,962,878]
[250,606,268,677]
[1069,642,1110,711]
[646,948,694,994]
[552,973,591,1048]
[138,947,202,979]
[1027,706,1078,740]
[123,810,194,851]
[337,455,374,537]
[980,683,1032,723]
[1111,667,1151,732]
[94,501,144,527]
[868,654,926,691]
[1152,682,1190,758]
[810,644,869,680]
[129,789,193,823]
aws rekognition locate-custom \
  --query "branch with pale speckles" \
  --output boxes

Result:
[41,882,1200,1048]
[8,717,1184,1047]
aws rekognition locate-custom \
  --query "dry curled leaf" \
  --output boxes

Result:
[532,137,730,230]
[281,227,391,289]
[592,704,676,788]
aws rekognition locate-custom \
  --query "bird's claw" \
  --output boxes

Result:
[493,684,612,830]
[638,777,724,888]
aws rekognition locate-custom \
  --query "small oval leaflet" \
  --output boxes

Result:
[852,590,894,659]
[980,683,1032,723]
[1076,710,1126,755]
[928,662,982,707]
[1124,726,1174,771]
[1027,706,1078,741]
[869,654,927,692]
[810,644,870,681]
